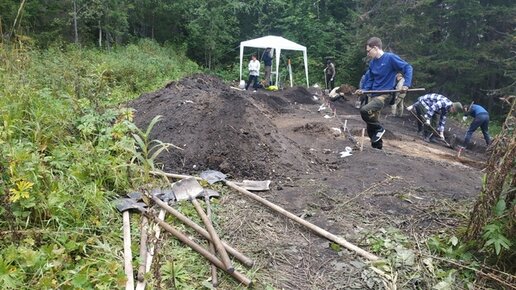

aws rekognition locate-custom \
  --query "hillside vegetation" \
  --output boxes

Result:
[0,40,198,289]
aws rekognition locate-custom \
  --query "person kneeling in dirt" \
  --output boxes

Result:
[461,103,492,148]
[406,93,463,143]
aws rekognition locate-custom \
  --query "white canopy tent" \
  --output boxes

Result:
[239,35,309,87]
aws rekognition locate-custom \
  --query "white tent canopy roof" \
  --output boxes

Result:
[239,35,309,87]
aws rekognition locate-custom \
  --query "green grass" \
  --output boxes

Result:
[0,39,209,289]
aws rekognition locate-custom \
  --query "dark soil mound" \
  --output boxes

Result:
[128,74,322,179]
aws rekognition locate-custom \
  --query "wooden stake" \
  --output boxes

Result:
[360,128,365,151]
[343,120,347,131]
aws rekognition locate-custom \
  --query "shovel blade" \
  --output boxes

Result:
[233,180,271,191]
[172,177,204,201]
[200,170,227,184]
[114,198,146,212]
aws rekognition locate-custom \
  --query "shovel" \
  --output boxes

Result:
[199,170,380,261]
[117,197,252,287]
[146,190,254,267]
[406,106,454,149]
[114,198,148,290]
[172,178,234,273]
[200,170,271,191]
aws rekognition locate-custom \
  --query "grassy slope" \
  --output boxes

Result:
[0,39,210,289]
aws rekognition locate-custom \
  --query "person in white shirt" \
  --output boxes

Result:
[245,55,260,91]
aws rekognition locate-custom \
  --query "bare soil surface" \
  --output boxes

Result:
[129,74,489,289]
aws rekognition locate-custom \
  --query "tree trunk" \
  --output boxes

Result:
[98,20,102,48]
[73,0,79,44]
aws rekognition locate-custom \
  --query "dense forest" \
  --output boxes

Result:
[1,0,514,114]
[1,1,515,289]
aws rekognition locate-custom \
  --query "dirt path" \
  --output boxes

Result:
[129,74,488,289]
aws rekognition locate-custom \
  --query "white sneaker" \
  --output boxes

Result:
[372,129,385,143]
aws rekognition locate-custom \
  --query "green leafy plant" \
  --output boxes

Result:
[481,200,512,255]
[126,115,182,182]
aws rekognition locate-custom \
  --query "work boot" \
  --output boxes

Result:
[371,139,383,150]
[371,128,385,143]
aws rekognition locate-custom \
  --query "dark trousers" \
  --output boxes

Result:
[325,74,335,90]
[246,75,259,90]
[464,113,491,146]
[360,94,392,147]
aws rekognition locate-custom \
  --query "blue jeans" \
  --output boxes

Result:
[464,113,491,146]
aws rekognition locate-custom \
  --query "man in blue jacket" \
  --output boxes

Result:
[462,103,492,147]
[355,37,413,149]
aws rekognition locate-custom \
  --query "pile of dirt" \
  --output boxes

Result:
[129,73,324,179]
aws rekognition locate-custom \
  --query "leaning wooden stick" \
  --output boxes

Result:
[190,197,234,273]
[205,194,219,287]
[224,180,380,261]
[136,209,166,290]
[148,214,252,287]
[146,192,255,267]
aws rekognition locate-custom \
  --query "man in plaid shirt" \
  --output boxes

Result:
[407,93,463,142]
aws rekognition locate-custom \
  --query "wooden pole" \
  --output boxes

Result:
[149,215,252,287]
[122,211,134,290]
[360,128,365,151]
[136,210,166,290]
[224,180,380,261]
[147,193,254,267]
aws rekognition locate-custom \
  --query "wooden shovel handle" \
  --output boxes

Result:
[191,198,234,273]
[225,180,380,261]
[148,194,254,267]
[148,213,252,287]
[137,216,148,282]
[205,195,218,287]
[122,211,135,290]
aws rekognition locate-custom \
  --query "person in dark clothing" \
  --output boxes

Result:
[355,37,413,149]
[261,48,273,86]
[462,103,491,147]
[324,59,336,90]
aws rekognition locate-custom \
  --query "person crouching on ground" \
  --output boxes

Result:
[406,93,463,143]
[391,73,406,117]
[462,103,491,148]
[245,54,260,91]
[355,37,413,150]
